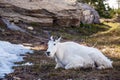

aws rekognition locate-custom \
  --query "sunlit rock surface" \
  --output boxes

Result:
[0,0,100,27]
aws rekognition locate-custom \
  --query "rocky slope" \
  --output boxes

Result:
[0,0,100,27]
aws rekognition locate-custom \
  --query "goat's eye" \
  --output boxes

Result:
[54,43,56,45]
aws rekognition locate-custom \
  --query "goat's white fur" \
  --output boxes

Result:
[46,37,113,70]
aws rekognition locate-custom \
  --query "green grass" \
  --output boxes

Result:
[78,23,110,35]
[29,22,40,27]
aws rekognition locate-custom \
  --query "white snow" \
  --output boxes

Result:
[0,41,33,78]
[21,62,33,66]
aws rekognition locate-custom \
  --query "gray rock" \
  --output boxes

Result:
[2,18,26,32]
[76,3,100,24]
[0,0,100,27]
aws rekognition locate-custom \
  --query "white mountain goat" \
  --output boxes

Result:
[45,36,113,70]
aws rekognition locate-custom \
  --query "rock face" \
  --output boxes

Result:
[0,0,100,27]
[76,3,100,24]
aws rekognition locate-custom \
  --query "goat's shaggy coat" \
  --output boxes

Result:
[46,37,113,69]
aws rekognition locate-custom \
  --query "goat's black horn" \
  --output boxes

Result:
[46,31,51,40]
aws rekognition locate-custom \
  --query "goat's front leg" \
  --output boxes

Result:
[55,63,63,69]
[55,58,64,69]
[65,62,83,69]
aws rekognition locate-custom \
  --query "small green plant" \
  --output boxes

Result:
[29,22,40,27]
[78,23,109,35]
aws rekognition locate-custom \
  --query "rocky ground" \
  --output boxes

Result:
[0,17,120,80]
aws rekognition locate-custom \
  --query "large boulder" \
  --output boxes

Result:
[0,0,100,27]
[76,3,100,24]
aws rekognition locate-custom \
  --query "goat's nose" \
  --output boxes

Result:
[46,52,50,56]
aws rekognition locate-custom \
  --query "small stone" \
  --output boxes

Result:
[38,78,41,80]
[13,76,21,80]
[27,26,34,30]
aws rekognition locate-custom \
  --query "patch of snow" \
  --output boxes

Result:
[21,62,33,66]
[0,41,33,78]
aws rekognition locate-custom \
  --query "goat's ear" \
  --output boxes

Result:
[50,36,53,41]
[57,37,61,42]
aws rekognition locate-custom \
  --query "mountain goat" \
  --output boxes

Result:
[45,36,113,70]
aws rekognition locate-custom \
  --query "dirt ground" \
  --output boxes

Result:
[0,18,120,80]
